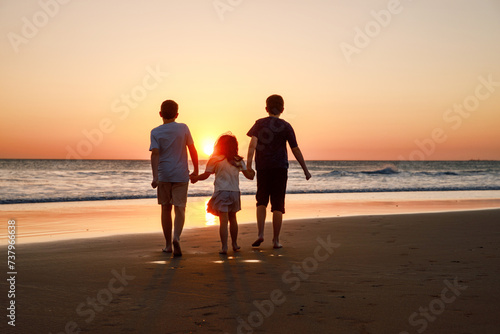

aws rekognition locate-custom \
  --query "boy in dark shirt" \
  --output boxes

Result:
[246,94,311,248]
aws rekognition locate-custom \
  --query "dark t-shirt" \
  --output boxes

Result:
[247,117,298,170]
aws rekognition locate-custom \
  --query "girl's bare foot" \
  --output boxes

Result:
[162,247,172,253]
[232,244,241,252]
[219,247,228,255]
[273,239,283,249]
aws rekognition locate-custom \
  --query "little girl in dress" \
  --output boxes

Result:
[191,134,254,254]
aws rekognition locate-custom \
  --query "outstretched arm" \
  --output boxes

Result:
[291,146,311,180]
[151,148,160,188]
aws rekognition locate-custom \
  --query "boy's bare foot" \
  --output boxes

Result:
[232,244,241,252]
[252,238,264,247]
[162,247,172,253]
[172,239,182,257]
[219,247,228,255]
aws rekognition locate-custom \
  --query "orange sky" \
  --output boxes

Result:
[1,0,499,160]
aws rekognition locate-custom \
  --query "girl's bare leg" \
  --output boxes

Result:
[229,212,240,251]
[219,212,229,254]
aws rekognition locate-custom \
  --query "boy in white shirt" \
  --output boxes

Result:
[150,100,199,256]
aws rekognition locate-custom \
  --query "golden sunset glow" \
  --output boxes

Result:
[1,1,499,160]
[202,138,216,158]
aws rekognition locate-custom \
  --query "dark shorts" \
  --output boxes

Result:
[256,168,287,213]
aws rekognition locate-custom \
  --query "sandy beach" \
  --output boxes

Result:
[1,195,500,333]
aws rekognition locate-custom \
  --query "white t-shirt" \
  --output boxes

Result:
[149,122,194,183]
[206,155,246,192]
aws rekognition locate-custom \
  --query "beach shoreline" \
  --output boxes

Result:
[2,191,500,245]
[3,208,500,333]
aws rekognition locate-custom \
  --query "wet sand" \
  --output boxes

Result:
[2,193,500,244]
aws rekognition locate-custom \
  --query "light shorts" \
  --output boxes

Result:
[157,181,189,207]
[207,191,241,216]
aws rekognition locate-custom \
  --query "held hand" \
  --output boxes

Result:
[189,173,198,184]
[247,168,256,180]
[304,170,312,181]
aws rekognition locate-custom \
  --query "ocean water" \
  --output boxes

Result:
[1,159,500,204]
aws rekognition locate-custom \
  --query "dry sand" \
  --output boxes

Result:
[2,205,500,333]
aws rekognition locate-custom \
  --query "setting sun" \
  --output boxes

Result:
[202,138,215,157]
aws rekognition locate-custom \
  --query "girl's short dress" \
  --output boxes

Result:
[205,155,246,216]
[207,191,241,216]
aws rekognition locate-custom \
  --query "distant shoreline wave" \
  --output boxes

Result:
[3,186,500,205]
[318,167,490,178]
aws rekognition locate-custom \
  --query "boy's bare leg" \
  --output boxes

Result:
[252,205,267,247]
[161,204,173,252]
[272,210,283,249]
[229,212,240,251]
[172,206,185,256]
[219,212,229,254]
